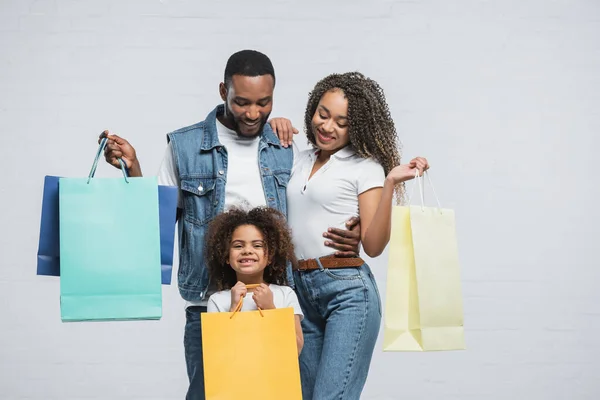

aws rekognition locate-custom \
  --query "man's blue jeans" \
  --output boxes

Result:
[184,306,206,400]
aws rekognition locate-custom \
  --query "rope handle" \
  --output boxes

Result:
[408,169,442,212]
[229,284,264,319]
[87,137,129,184]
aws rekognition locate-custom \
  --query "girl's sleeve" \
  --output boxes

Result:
[284,287,304,321]
[207,294,221,312]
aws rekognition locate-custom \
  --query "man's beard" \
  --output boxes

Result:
[223,103,269,139]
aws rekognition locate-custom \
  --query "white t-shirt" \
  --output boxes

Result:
[286,146,385,260]
[206,284,304,320]
[157,119,267,308]
[158,119,267,210]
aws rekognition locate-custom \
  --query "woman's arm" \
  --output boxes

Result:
[359,157,429,258]
[357,182,393,258]
[294,315,304,355]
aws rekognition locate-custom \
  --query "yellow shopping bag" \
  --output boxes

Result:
[383,171,465,351]
[201,289,302,399]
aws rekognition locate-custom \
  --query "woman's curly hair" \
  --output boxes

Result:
[205,207,296,291]
[304,71,405,203]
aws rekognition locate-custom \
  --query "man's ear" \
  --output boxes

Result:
[219,82,227,102]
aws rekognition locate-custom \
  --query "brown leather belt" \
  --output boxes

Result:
[294,256,364,271]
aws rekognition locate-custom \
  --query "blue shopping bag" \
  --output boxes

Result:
[37,175,177,285]
[37,176,61,277]
[58,139,163,321]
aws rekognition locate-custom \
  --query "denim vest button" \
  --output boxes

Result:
[218,170,224,175]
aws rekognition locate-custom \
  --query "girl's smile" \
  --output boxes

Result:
[228,224,269,278]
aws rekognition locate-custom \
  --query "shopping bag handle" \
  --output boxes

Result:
[230,284,265,319]
[87,137,129,184]
[408,169,442,212]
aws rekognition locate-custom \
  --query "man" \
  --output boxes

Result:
[100,50,360,399]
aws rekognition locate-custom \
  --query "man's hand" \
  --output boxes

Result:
[230,281,248,312]
[252,283,275,310]
[98,130,142,176]
[269,118,298,148]
[324,216,362,257]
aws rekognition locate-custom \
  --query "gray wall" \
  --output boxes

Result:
[1,0,598,399]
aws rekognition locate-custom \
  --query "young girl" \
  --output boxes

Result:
[205,206,304,354]
[287,72,430,399]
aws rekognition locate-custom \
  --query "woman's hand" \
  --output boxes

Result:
[385,157,430,184]
[269,118,298,148]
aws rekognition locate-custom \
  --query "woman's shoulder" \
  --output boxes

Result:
[354,154,382,166]
[291,147,315,174]
[353,155,385,174]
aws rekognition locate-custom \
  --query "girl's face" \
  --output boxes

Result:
[228,224,269,278]
[311,89,350,153]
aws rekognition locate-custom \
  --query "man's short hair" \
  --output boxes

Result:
[224,50,276,87]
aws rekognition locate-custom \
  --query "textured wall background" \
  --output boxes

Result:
[1,0,598,399]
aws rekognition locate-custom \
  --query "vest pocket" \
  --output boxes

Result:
[273,171,290,187]
[178,177,217,280]
[180,177,217,226]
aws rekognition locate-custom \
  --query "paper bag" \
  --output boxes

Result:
[383,172,465,351]
[202,304,302,399]
[58,139,162,321]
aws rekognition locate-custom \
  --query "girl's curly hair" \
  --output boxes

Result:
[304,71,405,203]
[205,207,295,290]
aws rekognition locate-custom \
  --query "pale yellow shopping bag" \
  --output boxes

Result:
[383,171,465,351]
[201,290,302,399]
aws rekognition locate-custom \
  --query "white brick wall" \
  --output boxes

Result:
[1,0,598,398]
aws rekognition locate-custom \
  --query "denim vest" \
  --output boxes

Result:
[168,105,293,301]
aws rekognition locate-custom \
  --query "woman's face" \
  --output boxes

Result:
[311,89,350,153]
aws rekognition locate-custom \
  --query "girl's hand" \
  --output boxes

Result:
[229,281,248,312]
[386,157,430,184]
[252,284,275,310]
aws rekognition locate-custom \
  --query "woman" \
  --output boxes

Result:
[286,72,429,399]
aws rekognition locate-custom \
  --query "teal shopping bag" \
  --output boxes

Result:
[59,139,162,321]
